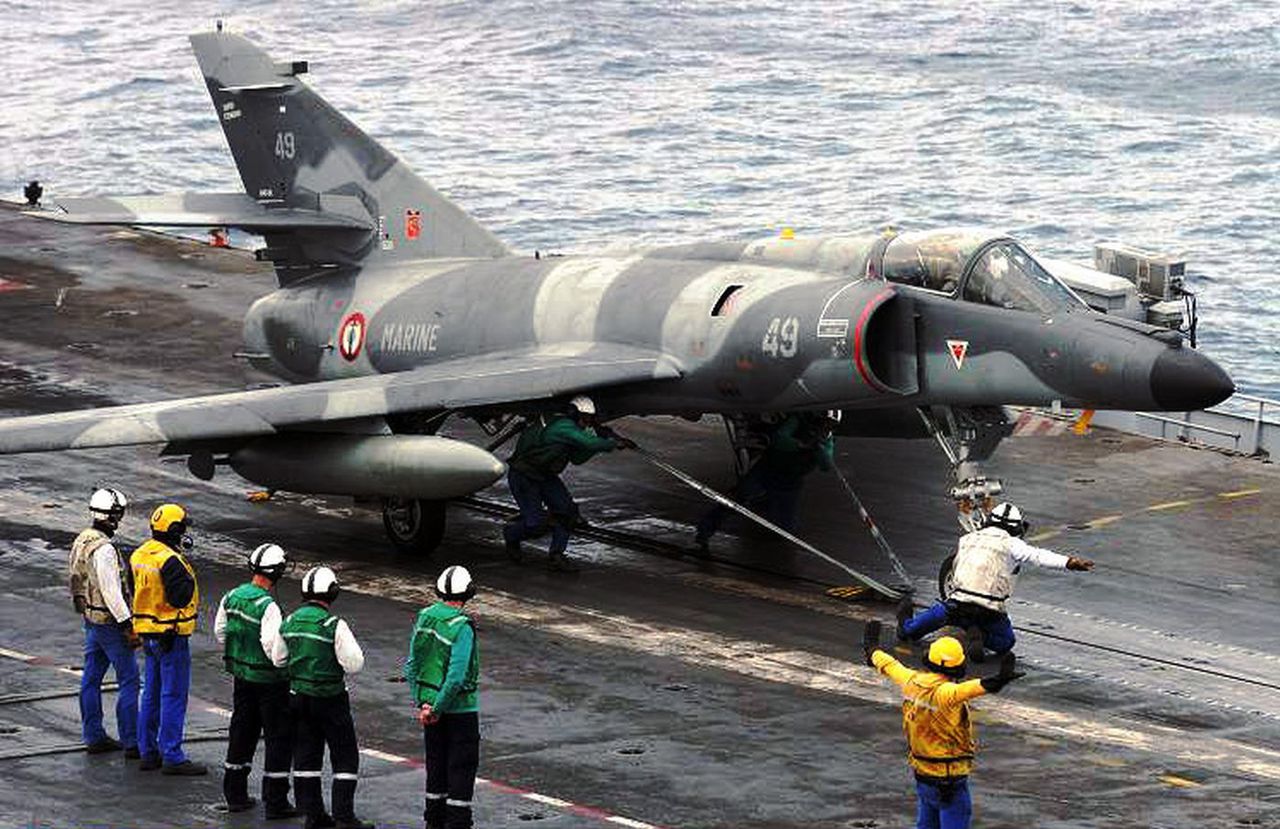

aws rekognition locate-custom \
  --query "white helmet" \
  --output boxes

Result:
[301,566,340,603]
[249,543,288,581]
[568,395,596,416]
[824,409,843,423]
[985,502,1028,538]
[435,565,475,602]
[89,488,128,523]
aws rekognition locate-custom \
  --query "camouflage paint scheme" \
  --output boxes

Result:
[10,32,1233,507]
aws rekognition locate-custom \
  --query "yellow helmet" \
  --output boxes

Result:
[926,636,967,677]
[150,503,188,533]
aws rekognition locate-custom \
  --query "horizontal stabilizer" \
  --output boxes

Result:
[34,193,373,232]
[0,345,682,455]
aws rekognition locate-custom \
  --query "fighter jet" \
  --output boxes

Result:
[8,30,1232,555]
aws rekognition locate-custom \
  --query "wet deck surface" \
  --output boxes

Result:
[1,201,1278,828]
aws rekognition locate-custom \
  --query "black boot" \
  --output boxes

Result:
[224,767,254,811]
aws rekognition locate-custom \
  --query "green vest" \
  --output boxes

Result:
[222,583,287,684]
[281,603,346,697]
[410,603,480,712]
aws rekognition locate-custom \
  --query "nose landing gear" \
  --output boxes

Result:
[918,405,1013,531]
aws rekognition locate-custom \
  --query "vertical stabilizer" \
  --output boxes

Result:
[189,31,508,268]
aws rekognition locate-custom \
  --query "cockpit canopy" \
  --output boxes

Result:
[882,228,1087,315]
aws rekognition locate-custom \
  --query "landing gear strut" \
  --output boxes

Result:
[382,497,447,554]
[918,405,1013,531]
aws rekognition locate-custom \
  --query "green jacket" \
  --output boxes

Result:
[222,583,287,684]
[760,414,835,481]
[405,602,480,714]
[280,603,346,697]
[508,414,618,479]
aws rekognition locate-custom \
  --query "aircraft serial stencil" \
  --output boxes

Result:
[9,30,1233,556]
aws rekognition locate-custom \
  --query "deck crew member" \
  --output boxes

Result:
[131,503,205,774]
[214,543,298,817]
[864,623,1023,829]
[407,565,482,829]
[695,410,840,550]
[503,395,635,571]
[898,502,1093,659]
[69,487,140,756]
[272,567,373,829]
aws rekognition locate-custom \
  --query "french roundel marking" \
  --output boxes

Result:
[338,312,367,361]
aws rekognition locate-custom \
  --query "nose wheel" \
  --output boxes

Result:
[382,497,447,554]
[918,405,1013,531]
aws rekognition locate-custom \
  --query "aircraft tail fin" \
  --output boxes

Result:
[187,30,508,271]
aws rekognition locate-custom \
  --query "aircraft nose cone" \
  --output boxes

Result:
[1150,346,1234,411]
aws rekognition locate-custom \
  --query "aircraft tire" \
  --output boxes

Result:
[382,497,447,555]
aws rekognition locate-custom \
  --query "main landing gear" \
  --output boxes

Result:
[382,497,448,554]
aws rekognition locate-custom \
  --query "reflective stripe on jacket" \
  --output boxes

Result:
[222,583,287,684]
[281,603,346,697]
[407,602,480,713]
[872,650,986,779]
[130,539,198,635]
[69,528,127,624]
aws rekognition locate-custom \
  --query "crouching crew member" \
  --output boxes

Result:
[898,502,1093,658]
[503,395,634,571]
[407,566,482,829]
[131,503,204,775]
[272,566,373,829]
[215,543,298,817]
[864,622,1023,829]
[695,410,839,550]
[69,487,140,756]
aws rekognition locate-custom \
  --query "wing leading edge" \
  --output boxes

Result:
[0,345,681,455]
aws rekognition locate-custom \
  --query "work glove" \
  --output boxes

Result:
[616,437,639,450]
[159,628,177,653]
[1066,556,1094,571]
[119,619,141,650]
[979,652,1025,693]
[862,620,882,667]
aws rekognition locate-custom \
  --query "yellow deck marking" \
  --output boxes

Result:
[1085,514,1124,530]
[1147,500,1193,512]
[1219,488,1262,499]
[1158,774,1201,789]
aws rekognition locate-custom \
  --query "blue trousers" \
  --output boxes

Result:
[140,635,192,765]
[80,621,139,748]
[901,601,1016,654]
[504,469,578,555]
[696,464,803,540]
[915,778,972,829]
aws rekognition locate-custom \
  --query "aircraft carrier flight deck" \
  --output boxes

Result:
[0,202,1276,827]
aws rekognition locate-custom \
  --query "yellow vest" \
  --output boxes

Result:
[873,650,986,779]
[130,539,199,635]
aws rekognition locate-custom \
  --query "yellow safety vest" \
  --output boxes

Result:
[130,539,199,635]
[873,650,986,780]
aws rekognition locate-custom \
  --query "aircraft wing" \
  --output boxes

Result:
[32,193,373,232]
[0,345,680,454]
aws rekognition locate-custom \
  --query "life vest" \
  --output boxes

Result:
[130,539,199,635]
[945,527,1016,612]
[69,528,129,624]
[281,603,346,697]
[222,583,287,684]
[901,672,978,779]
[409,602,480,712]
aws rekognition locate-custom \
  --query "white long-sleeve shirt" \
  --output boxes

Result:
[268,617,364,675]
[1007,536,1070,570]
[91,541,132,623]
[214,593,283,660]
